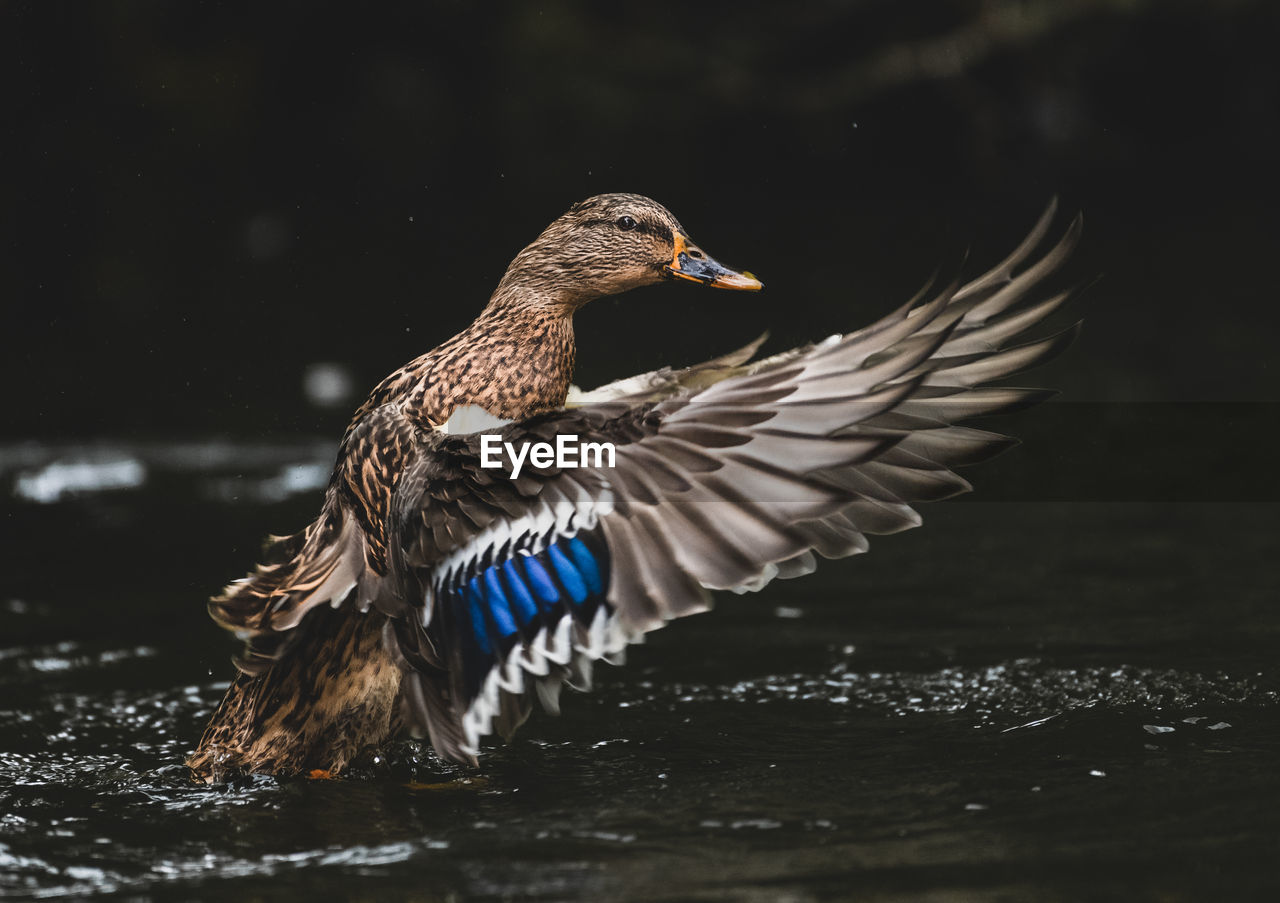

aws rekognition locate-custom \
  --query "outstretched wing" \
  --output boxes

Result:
[388,204,1084,762]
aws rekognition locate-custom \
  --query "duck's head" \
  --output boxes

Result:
[493,193,762,312]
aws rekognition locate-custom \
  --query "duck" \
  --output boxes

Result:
[187,193,1080,782]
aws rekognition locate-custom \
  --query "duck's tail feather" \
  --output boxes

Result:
[208,503,365,675]
[188,603,401,782]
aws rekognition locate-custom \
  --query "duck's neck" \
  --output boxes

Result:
[355,272,589,430]
[472,297,578,408]
[486,260,594,315]
[392,300,575,429]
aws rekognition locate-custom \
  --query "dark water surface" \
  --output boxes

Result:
[2,443,1277,901]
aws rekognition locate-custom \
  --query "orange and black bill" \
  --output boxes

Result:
[664,233,763,291]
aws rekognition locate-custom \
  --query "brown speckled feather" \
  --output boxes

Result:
[187,604,402,779]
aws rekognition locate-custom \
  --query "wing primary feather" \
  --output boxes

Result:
[382,202,1080,766]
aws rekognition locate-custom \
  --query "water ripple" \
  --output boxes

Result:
[625,657,1279,725]
[1,654,1276,898]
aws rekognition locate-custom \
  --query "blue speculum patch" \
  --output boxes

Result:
[521,555,561,605]
[491,563,537,626]
[445,532,612,702]
[548,544,588,604]
[567,536,603,594]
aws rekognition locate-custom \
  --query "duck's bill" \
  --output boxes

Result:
[664,234,763,291]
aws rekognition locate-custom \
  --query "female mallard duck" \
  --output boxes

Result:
[187,193,1080,782]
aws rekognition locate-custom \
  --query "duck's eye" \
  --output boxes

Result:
[616,215,637,231]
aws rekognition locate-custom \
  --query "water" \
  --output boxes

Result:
[2,443,1278,900]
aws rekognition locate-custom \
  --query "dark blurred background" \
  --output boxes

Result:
[3,0,1277,443]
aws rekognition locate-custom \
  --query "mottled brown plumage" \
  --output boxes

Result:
[189,194,761,781]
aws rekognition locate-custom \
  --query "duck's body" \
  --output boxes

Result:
[188,194,1079,782]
